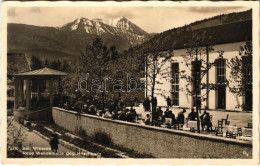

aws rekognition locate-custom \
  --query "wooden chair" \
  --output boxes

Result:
[175,124,183,130]
[247,123,252,129]
[226,131,232,138]
[226,114,229,121]
[237,128,243,136]
[225,121,230,126]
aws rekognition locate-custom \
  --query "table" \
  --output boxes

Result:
[225,125,238,133]
[187,121,197,130]
[242,127,252,137]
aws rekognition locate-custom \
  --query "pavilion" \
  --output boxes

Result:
[12,67,67,114]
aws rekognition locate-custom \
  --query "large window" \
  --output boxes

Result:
[216,59,226,84]
[171,63,179,106]
[216,59,226,109]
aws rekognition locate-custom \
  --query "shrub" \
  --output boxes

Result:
[93,131,112,146]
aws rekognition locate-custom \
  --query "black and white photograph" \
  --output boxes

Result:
[1,1,259,164]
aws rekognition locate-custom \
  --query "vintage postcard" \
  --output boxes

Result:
[1,1,259,165]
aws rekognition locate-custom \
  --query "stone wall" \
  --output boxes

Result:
[52,107,252,158]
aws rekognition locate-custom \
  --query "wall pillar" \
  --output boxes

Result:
[19,79,24,106]
[49,78,53,107]
[26,78,31,111]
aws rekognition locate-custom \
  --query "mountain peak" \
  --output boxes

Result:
[60,16,149,46]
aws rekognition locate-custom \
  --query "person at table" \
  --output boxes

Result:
[144,114,151,125]
[200,111,212,132]
[126,109,134,122]
[188,108,197,121]
[168,111,176,126]
[118,109,126,121]
[111,110,118,120]
[82,104,89,114]
[177,109,186,124]
[158,107,163,115]
[130,107,137,119]
[164,108,170,117]
[89,104,97,115]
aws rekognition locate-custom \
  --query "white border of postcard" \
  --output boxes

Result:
[1,1,259,165]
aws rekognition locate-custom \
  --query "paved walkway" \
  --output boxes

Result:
[9,121,83,158]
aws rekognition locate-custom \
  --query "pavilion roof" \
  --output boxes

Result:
[12,67,67,77]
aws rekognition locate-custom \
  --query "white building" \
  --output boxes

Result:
[146,20,252,111]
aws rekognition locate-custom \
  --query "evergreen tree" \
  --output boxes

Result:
[30,55,43,70]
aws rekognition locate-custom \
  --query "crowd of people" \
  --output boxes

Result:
[62,98,138,123]
[61,94,213,132]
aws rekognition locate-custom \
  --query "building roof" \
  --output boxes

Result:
[12,67,67,77]
[144,19,252,52]
[7,53,31,75]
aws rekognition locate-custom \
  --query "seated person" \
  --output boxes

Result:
[164,108,170,118]
[111,110,118,120]
[88,105,97,115]
[176,109,186,124]
[164,117,172,127]
[144,114,151,125]
[130,108,137,122]
[118,109,126,121]
[168,111,176,126]
[188,108,197,121]
[126,110,133,122]
[200,111,212,132]
[153,108,160,125]
[96,109,105,117]
[82,104,89,114]
[156,114,164,127]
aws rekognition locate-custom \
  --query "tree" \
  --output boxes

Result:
[144,40,175,124]
[79,37,118,111]
[227,40,252,111]
[30,55,45,93]
[179,32,223,133]
[113,46,145,106]
[50,60,61,70]
[30,55,43,70]
[61,60,70,72]
[44,58,50,67]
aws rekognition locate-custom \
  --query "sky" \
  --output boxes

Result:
[7,6,251,33]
